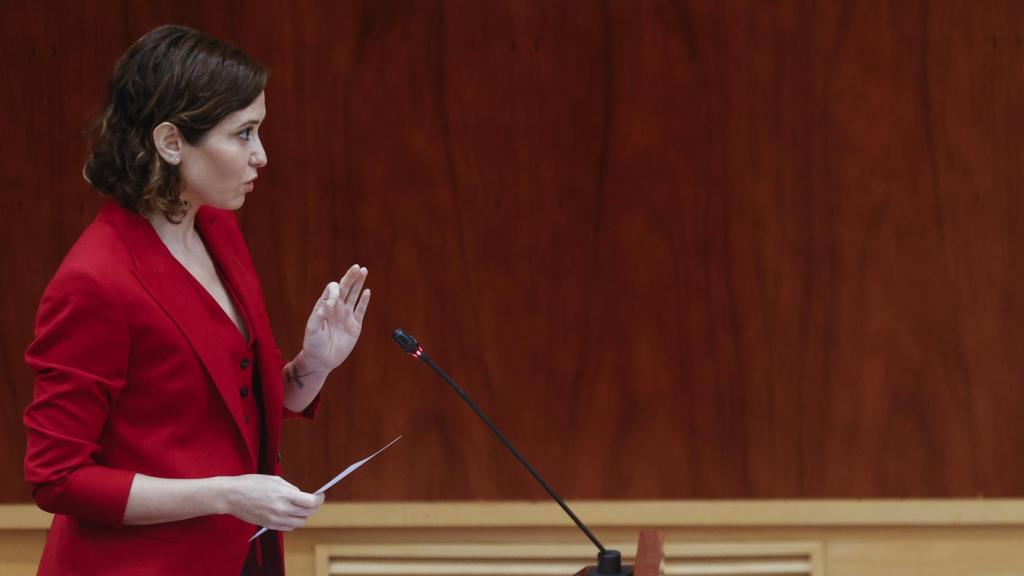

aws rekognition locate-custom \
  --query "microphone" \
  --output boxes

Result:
[393,328,632,576]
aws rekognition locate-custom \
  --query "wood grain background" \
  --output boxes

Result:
[1,0,1022,502]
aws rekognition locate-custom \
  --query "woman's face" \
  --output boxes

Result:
[179,92,267,211]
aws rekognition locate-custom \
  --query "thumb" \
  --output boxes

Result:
[306,284,332,331]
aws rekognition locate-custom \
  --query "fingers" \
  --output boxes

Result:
[309,277,345,329]
[346,267,367,305]
[337,265,368,306]
[265,514,311,531]
[288,490,325,510]
[354,289,370,323]
[309,265,369,331]
[337,264,361,303]
[333,265,369,322]
[267,490,322,531]
[231,475,326,530]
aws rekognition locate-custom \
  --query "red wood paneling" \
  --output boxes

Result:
[2,1,1022,502]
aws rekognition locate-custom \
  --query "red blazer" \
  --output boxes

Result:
[23,201,315,575]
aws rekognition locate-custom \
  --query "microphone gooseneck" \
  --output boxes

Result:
[392,328,631,576]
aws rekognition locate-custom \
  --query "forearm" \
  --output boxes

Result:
[283,349,328,413]
[123,474,229,525]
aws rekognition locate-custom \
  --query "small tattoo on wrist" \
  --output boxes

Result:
[287,364,315,389]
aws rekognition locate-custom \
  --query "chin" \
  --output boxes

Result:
[216,196,246,211]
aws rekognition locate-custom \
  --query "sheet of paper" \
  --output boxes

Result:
[249,435,401,541]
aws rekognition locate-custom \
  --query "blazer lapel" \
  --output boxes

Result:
[102,203,255,468]
[196,208,284,468]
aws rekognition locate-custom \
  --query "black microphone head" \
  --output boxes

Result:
[392,329,421,355]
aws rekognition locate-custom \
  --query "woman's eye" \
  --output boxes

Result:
[240,127,253,141]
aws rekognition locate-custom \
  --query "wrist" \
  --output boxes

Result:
[292,349,328,380]
[207,476,233,516]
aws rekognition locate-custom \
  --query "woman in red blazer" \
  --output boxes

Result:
[23,26,370,575]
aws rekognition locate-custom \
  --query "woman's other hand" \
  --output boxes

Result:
[220,474,324,531]
[301,264,370,375]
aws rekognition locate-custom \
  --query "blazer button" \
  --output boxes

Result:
[240,358,250,369]
[277,451,282,463]
[240,386,249,398]
[244,415,250,424]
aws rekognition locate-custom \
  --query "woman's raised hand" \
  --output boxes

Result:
[301,265,370,375]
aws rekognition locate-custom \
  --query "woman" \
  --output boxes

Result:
[22,25,369,575]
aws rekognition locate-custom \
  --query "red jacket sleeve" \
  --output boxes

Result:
[23,269,136,527]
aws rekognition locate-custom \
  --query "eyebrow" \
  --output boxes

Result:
[235,117,263,129]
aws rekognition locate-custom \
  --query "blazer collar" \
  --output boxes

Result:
[98,201,259,467]
[96,201,224,272]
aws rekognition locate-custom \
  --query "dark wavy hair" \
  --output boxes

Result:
[83,25,267,222]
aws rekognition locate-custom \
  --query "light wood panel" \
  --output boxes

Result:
[2,1,1024,502]
[315,541,820,576]
[3,501,1022,576]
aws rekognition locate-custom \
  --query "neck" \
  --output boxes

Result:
[147,204,202,254]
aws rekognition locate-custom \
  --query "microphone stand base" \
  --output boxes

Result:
[584,550,633,576]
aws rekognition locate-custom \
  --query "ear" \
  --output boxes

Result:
[152,122,184,165]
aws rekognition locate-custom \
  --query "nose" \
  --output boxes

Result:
[251,137,268,168]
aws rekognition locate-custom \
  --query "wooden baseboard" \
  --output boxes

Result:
[314,541,824,576]
[4,500,1024,576]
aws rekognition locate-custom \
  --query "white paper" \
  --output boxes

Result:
[249,435,401,541]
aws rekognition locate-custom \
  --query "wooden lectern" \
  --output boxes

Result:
[574,531,664,576]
